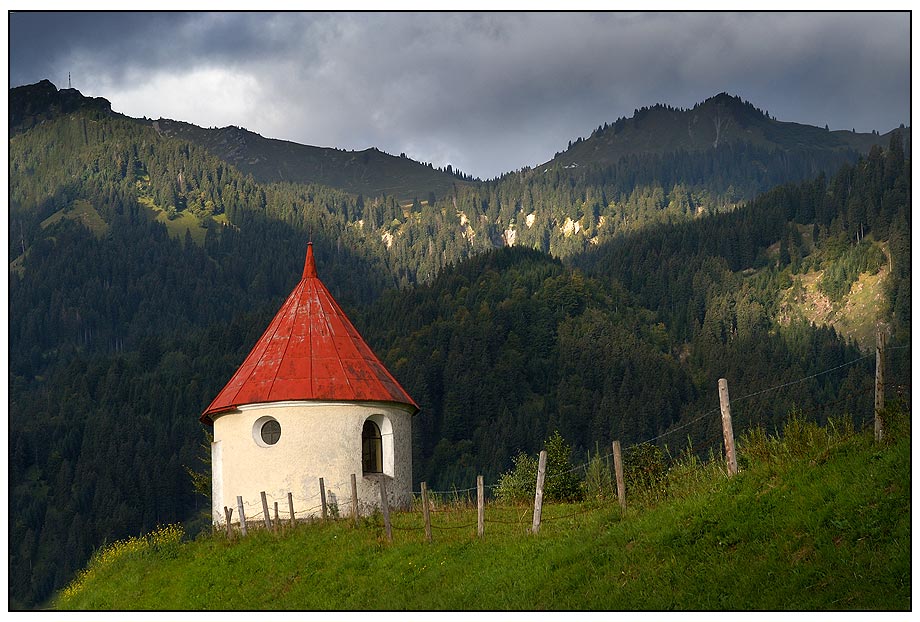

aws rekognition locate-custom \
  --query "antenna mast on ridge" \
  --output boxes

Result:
[68,72,71,89]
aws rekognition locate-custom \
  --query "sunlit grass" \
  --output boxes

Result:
[40,199,109,237]
[56,422,909,611]
[137,195,209,244]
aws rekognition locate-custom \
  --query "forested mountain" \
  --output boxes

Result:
[543,92,908,168]
[147,118,474,203]
[7,80,910,609]
[11,81,905,289]
[352,94,904,275]
[575,134,912,347]
[360,133,910,490]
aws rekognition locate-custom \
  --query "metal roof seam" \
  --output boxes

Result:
[325,289,416,407]
[317,284,357,399]
[203,280,302,418]
[226,282,301,410]
[266,279,305,401]
[306,279,315,399]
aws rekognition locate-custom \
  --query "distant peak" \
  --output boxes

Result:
[11,79,59,97]
[708,91,737,102]
[698,92,759,111]
[9,79,112,134]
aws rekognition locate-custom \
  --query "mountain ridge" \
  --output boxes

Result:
[9,79,114,134]
[145,117,472,203]
[10,81,909,203]
[538,92,909,172]
[8,80,471,203]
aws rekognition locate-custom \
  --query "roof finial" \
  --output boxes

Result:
[303,241,317,279]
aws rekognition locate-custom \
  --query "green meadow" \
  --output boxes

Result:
[56,414,910,611]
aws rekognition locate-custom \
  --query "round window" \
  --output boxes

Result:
[260,419,281,445]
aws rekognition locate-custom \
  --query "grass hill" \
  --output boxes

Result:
[54,417,910,610]
[39,199,109,238]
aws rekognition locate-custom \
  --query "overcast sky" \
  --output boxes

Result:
[8,11,911,179]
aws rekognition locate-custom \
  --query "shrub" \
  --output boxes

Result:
[826,413,856,440]
[543,431,582,502]
[148,524,184,560]
[494,451,538,503]
[878,399,911,443]
[494,431,583,503]
[738,426,774,465]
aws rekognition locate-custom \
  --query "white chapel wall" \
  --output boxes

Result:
[210,400,413,525]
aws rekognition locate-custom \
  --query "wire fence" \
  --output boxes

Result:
[399,344,911,503]
[218,344,909,542]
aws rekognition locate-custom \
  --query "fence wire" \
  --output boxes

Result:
[218,346,907,543]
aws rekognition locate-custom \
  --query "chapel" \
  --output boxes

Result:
[200,243,418,525]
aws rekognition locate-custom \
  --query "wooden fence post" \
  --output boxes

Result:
[320,477,328,521]
[718,378,739,476]
[261,491,272,530]
[532,450,548,535]
[379,477,393,542]
[237,495,248,537]
[421,481,432,543]
[274,502,280,532]
[875,325,886,442]
[351,473,359,526]
[224,506,234,539]
[612,440,626,512]
[287,492,295,527]
[477,475,485,538]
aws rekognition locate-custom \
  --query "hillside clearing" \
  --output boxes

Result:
[778,261,889,351]
[40,199,109,237]
[137,196,210,245]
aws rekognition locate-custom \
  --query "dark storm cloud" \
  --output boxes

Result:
[9,11,910,179]
[10,12,317,84]
[12,12,191,84]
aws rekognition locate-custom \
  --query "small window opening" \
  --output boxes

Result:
[362,420,382,474]
[260,419,281,445]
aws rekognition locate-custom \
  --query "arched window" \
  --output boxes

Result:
[362,420,383,474]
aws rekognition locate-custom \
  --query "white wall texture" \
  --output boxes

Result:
[210,400,414,525]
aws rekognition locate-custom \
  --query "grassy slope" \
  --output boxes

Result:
[136,196,214,245]
[56,426,909,611]
[11,200,110,275]
[39,199,109,237]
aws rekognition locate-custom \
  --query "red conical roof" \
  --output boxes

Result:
[200,243,418,424]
